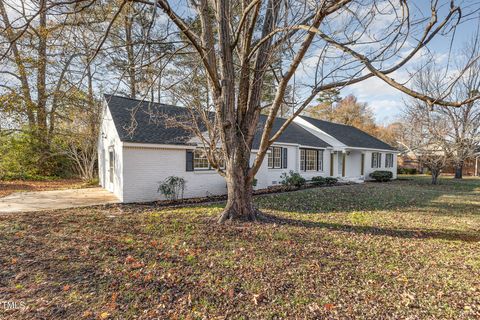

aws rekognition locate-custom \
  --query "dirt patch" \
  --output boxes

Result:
[0,179,88,198]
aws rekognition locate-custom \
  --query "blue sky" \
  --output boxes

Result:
[339,1,480,125]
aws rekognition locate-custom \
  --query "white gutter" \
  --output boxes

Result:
[345,146,400,153]
[123,142,193,149]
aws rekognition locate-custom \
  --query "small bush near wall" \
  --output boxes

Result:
[158,176,186,200]
[280,171,306,188]
[325,177,338,186]
[370,170,393,182]
[311,176,326,186]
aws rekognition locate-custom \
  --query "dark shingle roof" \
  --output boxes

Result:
[104,94,331,148]
[300,115,396,150]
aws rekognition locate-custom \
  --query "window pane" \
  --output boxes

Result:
[194,150,209,169]
[306,149,317,171]
[274,147,282,168]
[372,152,380,168]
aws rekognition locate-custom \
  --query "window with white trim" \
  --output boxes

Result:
[193,149,209,169]
[268,147,283,169]
[305,149,317,171]
[300,148,322,171]
[273,147,282,168]
[385,153,394,168]
[371,152,381,168]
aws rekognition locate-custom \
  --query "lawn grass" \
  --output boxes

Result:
[0,175,479,319]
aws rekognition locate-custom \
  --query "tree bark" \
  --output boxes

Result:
[454,163,463,179]
[431,170,440,185]
[217,146,260,223]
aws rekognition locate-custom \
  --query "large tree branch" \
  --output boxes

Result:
[135,0,221,92]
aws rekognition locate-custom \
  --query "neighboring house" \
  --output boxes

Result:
[398,147,480,176]
[443,147,480,176]
[99,95,398,203]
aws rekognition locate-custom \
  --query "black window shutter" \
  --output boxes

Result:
[379,153,382,167]
[282,148,288,168]
[186,150,194,171]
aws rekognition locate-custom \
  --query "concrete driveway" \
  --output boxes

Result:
[0,188,119,213]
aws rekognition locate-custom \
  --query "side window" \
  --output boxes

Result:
[385,154,394,168]
[193,149,209,170]
[190,149,225,171]
[267,148,273,168]
[273,147,282,168]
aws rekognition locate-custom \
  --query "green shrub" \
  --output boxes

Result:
[370,170,393,182]
[252,178,258,187]
[158,176,186,200]
[325,177,338,186]
[311,176,326,186]
[280,170,306,188]
[405,168,417,175]
[398,167,417,175]
[0,131,73,179]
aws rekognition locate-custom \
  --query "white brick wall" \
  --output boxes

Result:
[98,104,124,201]
[122,147,228,203]
[364,151,397,180]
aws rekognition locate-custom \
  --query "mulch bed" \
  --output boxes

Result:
[120,181,353,210]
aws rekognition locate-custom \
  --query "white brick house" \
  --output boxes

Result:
[99,95,398,203]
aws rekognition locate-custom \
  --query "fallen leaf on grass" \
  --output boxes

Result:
[324,303,335,311]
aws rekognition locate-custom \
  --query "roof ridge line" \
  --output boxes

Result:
[104,93,183,109]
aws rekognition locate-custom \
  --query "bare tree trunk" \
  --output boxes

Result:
[218,145,260,223]
[431,170,440,185]
[454,163,463,179]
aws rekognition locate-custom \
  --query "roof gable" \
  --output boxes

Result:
[104,94,331,149]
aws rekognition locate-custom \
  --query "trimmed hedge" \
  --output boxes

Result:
[370,170,393,182]
[311,176,338,186]
[311,176,326,186]
[325,177,338,186]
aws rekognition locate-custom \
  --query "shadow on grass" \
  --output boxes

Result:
[254,177,480,214]
[259,213,480,243]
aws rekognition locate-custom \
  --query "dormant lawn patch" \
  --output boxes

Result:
[0,176,479,319]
